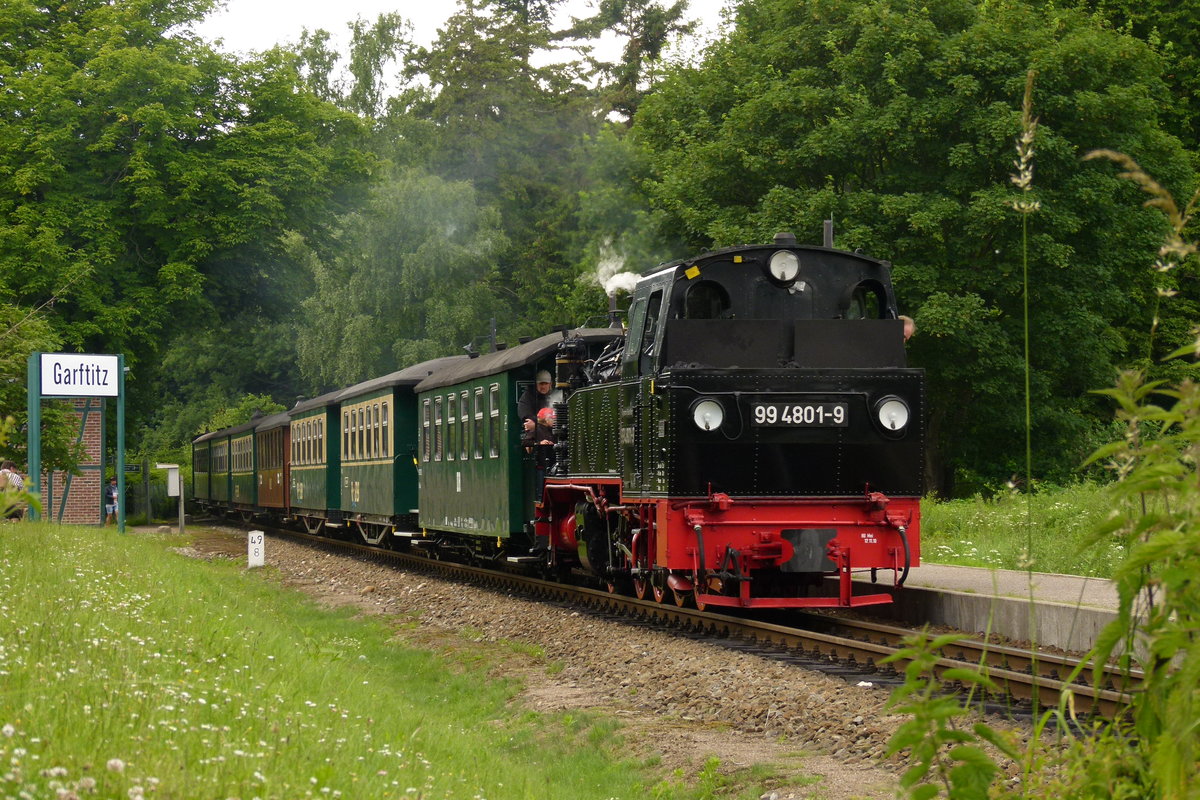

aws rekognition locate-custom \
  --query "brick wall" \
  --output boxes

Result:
[40,398,104,524]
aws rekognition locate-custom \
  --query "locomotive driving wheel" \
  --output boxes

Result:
[632,568,649,601]
[630,536,651,600]
[650,569,669,603]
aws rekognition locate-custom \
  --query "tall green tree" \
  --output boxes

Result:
[294,168,507,389]
[567,0,697,120]
[1068,0,1200,140]
[397,0,603,339]
[633,0,1196,493]
[0,305,84,472]
[0,0,377,454]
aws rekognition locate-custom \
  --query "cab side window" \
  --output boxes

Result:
[844,281,885,320]
[683,280,730,319]
[639,289,664,374]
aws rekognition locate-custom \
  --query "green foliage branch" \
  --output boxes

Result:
[885,148,1200,800]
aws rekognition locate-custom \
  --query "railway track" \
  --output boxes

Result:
[232,521,1139,720]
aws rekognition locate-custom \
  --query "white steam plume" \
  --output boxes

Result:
[594,238,639,297]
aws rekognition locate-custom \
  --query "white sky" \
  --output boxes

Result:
[195,0,730,65]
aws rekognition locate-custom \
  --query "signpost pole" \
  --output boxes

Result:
[117,354,125,533]
[142,457,150,523]
[25,353,41,522]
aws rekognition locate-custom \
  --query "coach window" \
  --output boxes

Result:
[352,408,360,461]
[421,399,431,462]
[381,402,389,458]
[369,402,379,460]
[369,405,376,459]
[489,384,500,457]
[446,395,457,461]
[459,391,469,460]
[434,397,443,461]
[473,388,484,459]
[316,420,322,463]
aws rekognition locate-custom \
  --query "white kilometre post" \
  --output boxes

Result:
[248,530,265,568]
[156,463,183,534]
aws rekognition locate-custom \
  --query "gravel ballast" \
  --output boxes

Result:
[183,527,923,799]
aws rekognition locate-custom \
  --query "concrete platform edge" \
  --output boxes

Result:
[864,584,1116,653]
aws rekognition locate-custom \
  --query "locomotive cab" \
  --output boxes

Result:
[626,236,908,377]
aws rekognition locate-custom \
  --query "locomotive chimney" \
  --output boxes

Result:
[608,294,621,328]
[774,231,797,246]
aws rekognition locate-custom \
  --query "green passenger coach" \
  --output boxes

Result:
[229,420,257,512]
[288,389,342,533]
[334,356,465,545]
[414,329,623,546]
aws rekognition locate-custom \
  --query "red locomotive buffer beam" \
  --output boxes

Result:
[666,492,920,609]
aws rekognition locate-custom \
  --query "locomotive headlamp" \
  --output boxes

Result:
[767,250,801,284]
[691,398,725,431]
[875,396,910,432]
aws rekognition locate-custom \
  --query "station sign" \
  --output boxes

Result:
[40,353,120,397]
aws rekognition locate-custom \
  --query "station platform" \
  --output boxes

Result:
[845,564,1120,653]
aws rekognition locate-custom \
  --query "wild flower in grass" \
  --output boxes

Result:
[1008,71,1041,215]
[1,724,13,737]
[106,758,125,773]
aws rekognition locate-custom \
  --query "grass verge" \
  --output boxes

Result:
[0,523,713,799]
[921,482,1120,577]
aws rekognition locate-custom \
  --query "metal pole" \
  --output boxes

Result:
[178,484,185,534]
[117,354,125,533]
[26,353,41,522]
[143,456,150,523]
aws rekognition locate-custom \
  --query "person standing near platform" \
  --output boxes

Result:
[104,476,119,525]
[0,461,25,521]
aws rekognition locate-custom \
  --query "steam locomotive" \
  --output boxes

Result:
[193,233,924,609]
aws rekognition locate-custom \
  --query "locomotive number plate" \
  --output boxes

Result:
[751,402,848,427]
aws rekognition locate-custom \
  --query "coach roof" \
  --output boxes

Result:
[336,355,469,402]
[415,328,623,392]
[289,387,345,417]
[254,410,291,433]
